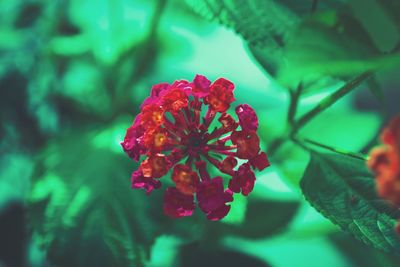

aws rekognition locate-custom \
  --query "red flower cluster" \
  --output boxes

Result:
[122,75,270,220]
[368,115,400,205]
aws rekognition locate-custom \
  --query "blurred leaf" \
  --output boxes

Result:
[14,2,42,28]
[301,107,381,152]
[225,199,299,239]
[60,61,112,116]
[0,153,34,210]
[161,198,299,245]
[179,243,271,267]
[262,104,380,187]
[349,0,400,52]
[185,0,306,77]
[185,0,347,48]
[330,232,400,267]
[68,0,155,65]
[367,77,385,103]
[221,193,248,225]
[27,60,60,134]
[186,0,400,90]
[376,0,400,34]
[278,11,400,87]
[185,0,373,84]
[185,0,299,47]
[301,152,400,253]
[148,235,182,267]
[0,71,45,150]
[223,233,350,267]
[202,199,299,240]
[273,142,310,186]
[28,129,165,267]
[0,203,27,267]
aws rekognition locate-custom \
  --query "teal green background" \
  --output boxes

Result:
[1,0,400,266]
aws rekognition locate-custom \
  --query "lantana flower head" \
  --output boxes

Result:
[368,115,400,205]
[122,75,270,220]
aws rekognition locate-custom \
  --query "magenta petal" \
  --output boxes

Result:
[235,104,258,131]
[121,117,145,161]
[122,75,269,221]
[229,163,256,196]
[131,170,161,194]
[197,177,232,220]
[228,174,241,193]
[197,177,225,212]
[192,74,211,98]
[250,152,270,171]
[206,204,231,221]
[141,83,170,108]
[241,177,255,196]
[151,82,170,97]
[164,187,195,218]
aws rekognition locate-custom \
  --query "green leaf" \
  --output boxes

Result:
[160,198,299,244]
[301,107,381,152]
[349,0,400,52]
[185,0,301,76]
[185,0,347,47]
[28,128,164,267]
[376,0,400,37]
[185,0,299,47]
[367,77,385,103]
[0,153,33,211]
[185,0,400,89]
[60,61,112,116]
[201,199,299,240]
[179,243,272,267]
[0,203,27,267]
[278,11,400,87]
[68,0,155,65]
[300,152,400,253]
[331,232,400,267]
[185,0,345,78]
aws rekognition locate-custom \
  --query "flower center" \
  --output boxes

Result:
[187,131,205,154]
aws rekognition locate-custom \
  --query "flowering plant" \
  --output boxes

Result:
[121,75,269,220]
[368,116,400,206]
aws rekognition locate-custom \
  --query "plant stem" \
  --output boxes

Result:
[287,83,303,124]
[294,137,368,161]
[269,71,373,157]
[293,71,373,133]
[268,135,288,156]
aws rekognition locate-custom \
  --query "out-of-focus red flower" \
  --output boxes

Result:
[121,75,270,220]
[368,115,400,206]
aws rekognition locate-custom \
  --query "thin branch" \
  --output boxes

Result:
[293,71,373,133]
[287,83,303,124]
[294,136,368,161]
[270,72,372,156]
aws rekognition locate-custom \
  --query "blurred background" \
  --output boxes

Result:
[1,0,400,266]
